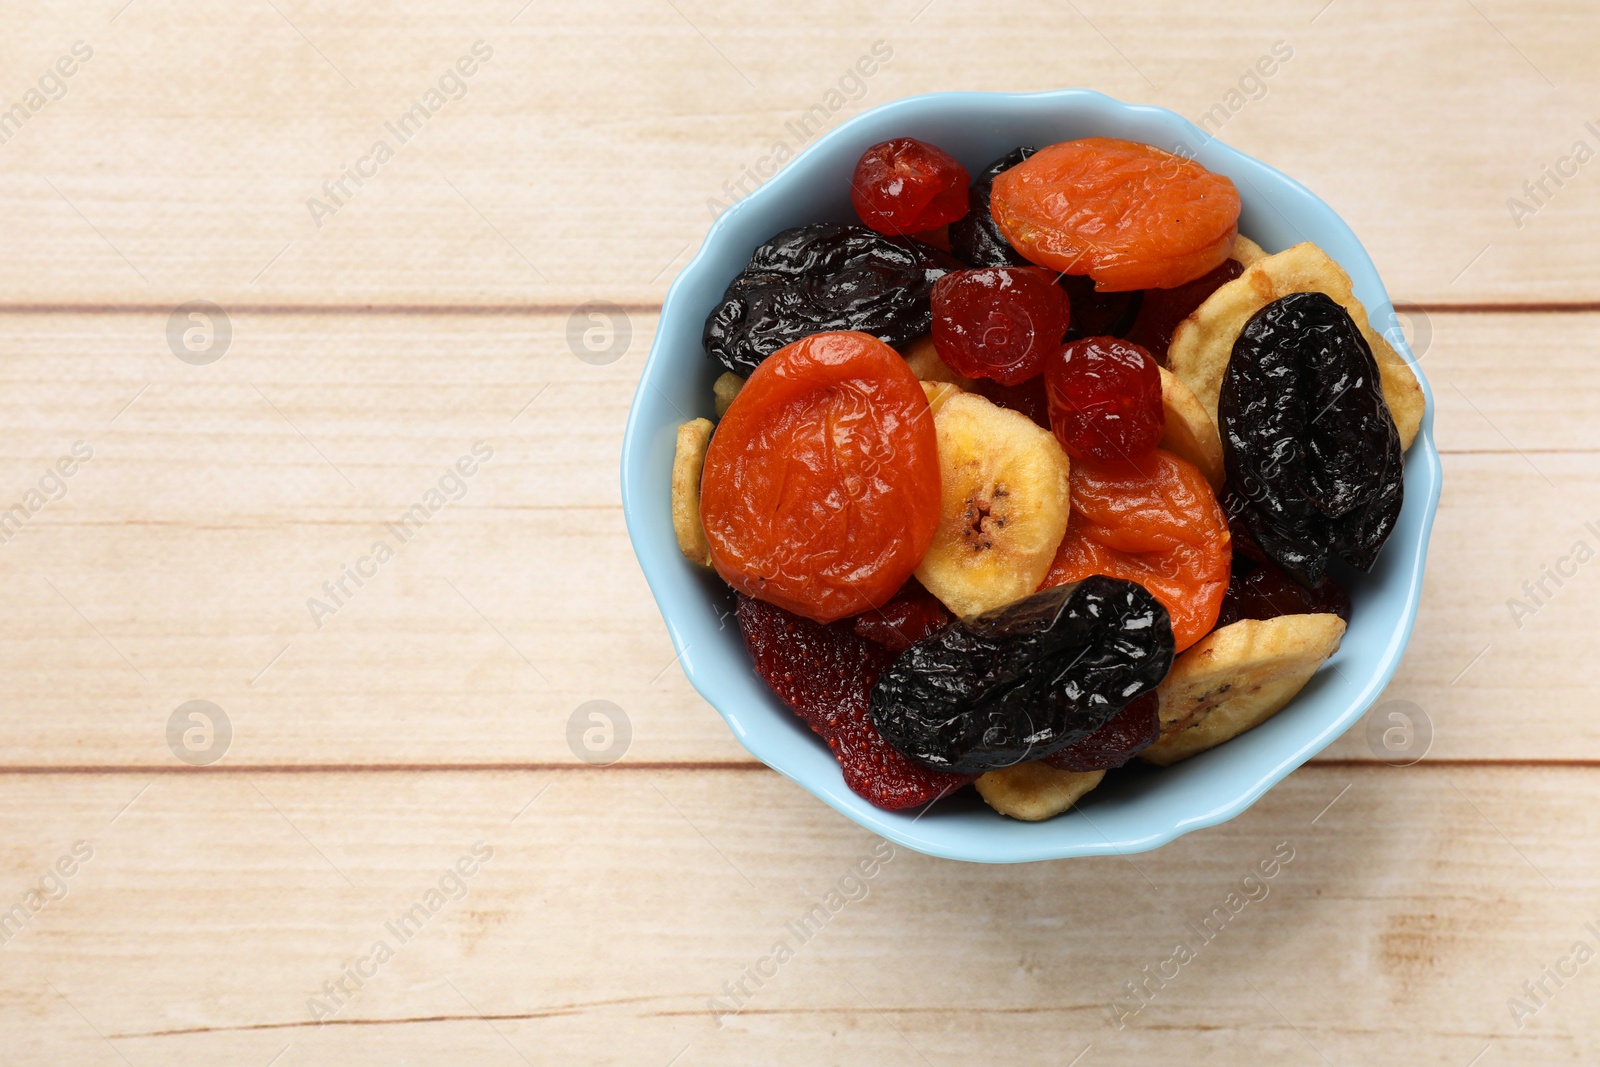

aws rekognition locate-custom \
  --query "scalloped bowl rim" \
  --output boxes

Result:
[621,89,1441,863]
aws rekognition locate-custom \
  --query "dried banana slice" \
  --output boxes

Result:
[900,334,981,390]
[672,418,715,567]
[920,380,962,417]
[1232,233,1268,268]
[1141,613,1346,766]
[915,391,1072,618]
[1167,242,1424,450]
[712,371,744,418]
[1157,366,1225,489]
[976,763,1105,821]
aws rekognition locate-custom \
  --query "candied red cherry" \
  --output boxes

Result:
[931,267,1071,386]
[851,138,970,236]
[1125,257,1244,364]
[1045,336,1165,463]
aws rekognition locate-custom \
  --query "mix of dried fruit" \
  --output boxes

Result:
[671,133,1425,821]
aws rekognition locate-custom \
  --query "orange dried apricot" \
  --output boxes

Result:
[990,138,1241,292]
[700,331,940,623]
[1039,450,1230,651]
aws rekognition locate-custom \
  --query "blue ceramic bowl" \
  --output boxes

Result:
[621,90,1441,863]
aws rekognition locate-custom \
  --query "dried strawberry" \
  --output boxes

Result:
[1043,691,1160,771]
[851,578,951,653]
[737,594,975,809]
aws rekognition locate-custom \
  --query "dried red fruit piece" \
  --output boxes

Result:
[851,579,951,653]
[737,594,975,809]
[973,374,1051,430]
[1126,257,1244,364]
[1215,558,1352,629]
[1045,336,1165,463]
[1043,691,1160,771]
[851,138,971,236]
[931,266,1071,386]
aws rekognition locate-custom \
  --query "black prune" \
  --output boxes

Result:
[868,576,1174,774]
[1042,690,1160,772]
[1220,291,1403,588]
[948,147,1035,268]
[702,223,961,376]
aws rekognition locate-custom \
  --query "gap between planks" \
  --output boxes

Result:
[0,758,1594,776]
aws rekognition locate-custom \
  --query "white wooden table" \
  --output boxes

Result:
[1,1,1596,1062]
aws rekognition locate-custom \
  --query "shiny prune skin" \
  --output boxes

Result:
[869,576,1174,774]
[948,147,1036,268]
[1043,690,1160,771]
[703,223,963,376]
[1060,275,1143,340]
[851,138,970,235]
[737,594,975,809]
[1220,291,1404,588]
[1126,257,1244,364]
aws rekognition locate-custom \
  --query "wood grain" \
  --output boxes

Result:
[0,767,1592,1066]
[0,0,1596,307]
[1,0,1595,1061]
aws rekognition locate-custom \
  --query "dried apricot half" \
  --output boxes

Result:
[990,138,1241,292]
[700,331,940,623]
[1039,449,1230,652]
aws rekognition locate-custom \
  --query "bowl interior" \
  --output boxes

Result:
[621,90,1441,863]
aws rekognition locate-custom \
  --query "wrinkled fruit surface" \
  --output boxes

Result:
[932,266,1071,385]
[737,594,976,809]
[1127,257,1244,363]
[1045,336,1166,463]
[991,138,1241,291]
[1219,291,1404,588]
[1043,690,1160,771]
[870,576,1175,774]
[851,137,971,236]
[703,223,961,376]
[700,331,940,623]
[1041,451,1231,653]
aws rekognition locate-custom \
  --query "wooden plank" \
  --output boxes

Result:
[0,1,1596,306]
[0,309,1593,766]
[0,766,1592,1064]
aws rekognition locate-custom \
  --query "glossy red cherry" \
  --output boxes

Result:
[850,138,970,236]
[931,267,1071,386]
[1045,336,1165,463]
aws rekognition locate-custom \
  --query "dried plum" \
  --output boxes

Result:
[1043,690,1160,771]
[868,576,1174,774]
[1220,291,1403,588]
[703,223,961,376]
[948,147,1035,268]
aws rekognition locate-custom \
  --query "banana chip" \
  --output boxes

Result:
[920,379,962,417]
[976,763,1105,821]
[712,371,745,419]
[1232,233,1268,268]
[1167,242,1424,450]
[1157,366,1225,489]
[916,392,1071,618]
[900,334,981,390]
[1141,613,1346,766]
[672,418,715,568]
